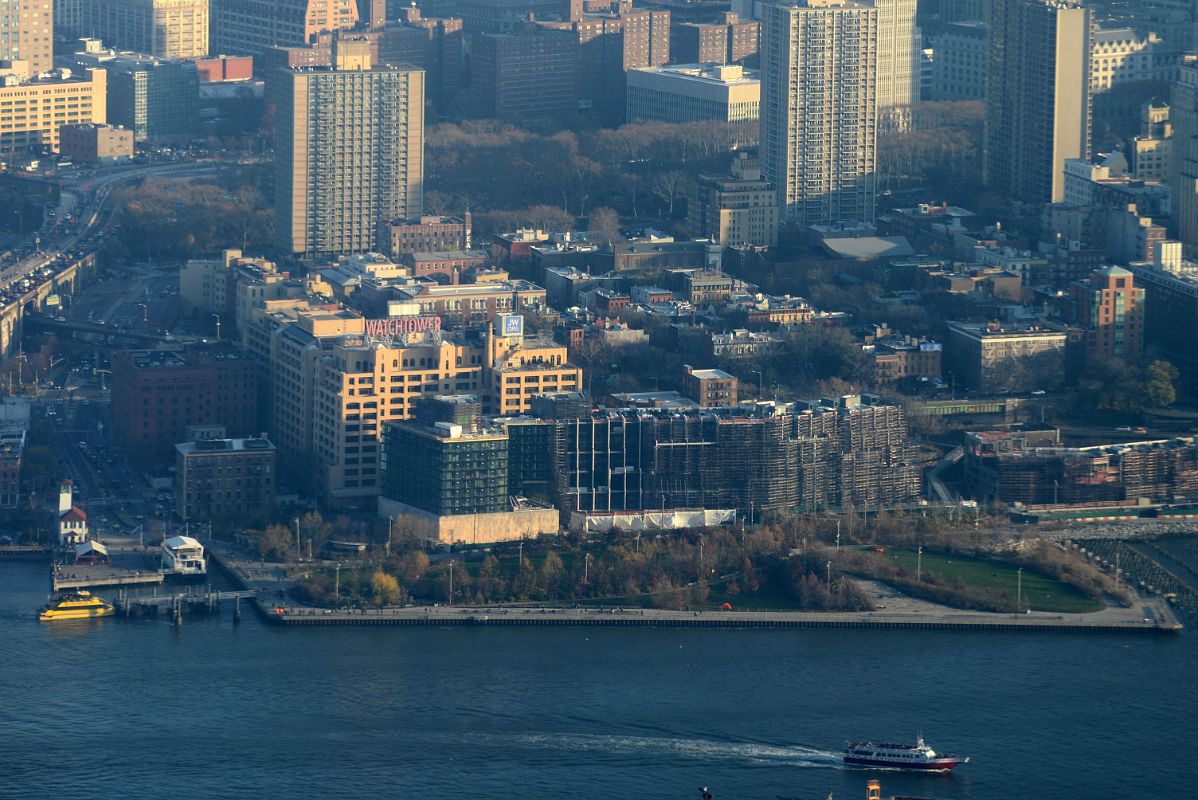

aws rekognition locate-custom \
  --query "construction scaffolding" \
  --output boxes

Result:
[965,432,1198,506]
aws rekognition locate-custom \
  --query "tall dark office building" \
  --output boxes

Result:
[984,0,1091,204]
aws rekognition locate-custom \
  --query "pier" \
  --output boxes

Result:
[203,541,1183,634]
[52,564,164,591]
[115,588,256,623]
[257,600,1182,632]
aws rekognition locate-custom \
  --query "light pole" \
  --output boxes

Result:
[1053,480,1059,506]
[698,535,704,582]
[386,515,393,557]
[212,313,221,342]
[448,559,455,605]
[584,552,591,584]
[836,519,841,551]
[334,562,342,599]
[293,517,300,562]
[136,303,148,324]
[1015,567,1023,614]
[826,560,832,586]
[752,369,763,400]
[916,545,923,583]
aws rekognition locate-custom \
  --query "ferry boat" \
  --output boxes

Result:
[842,736,968,771]
[161,535,206,578]
[38,590,115,621]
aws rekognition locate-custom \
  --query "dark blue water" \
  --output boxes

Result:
[1,559,1194,800]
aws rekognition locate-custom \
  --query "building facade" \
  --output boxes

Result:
[1090,27,1177,95]
[384,214,471,258]
[83,0,209,59]
[1172,57,1198,256]
[1069,265,1144,366]
[875,0,919,112]
[469,27,579,121]
[626,62,759,146]
[66,48,199,143]
[670,13,758,65]
[929,20,986,101]
[274,42,424,257]
[0,67,105,156]
[58,122,134,163]
[112,348,259,461]
[946,321,1068,393]
[212,0,359,56]
[984,0,1091,204]
[175,437,276,522]
[0,0,53,76]
[308,318,580,502]
[689,150,778,247]
[760,0,878,227]
[1132,99,1171,181]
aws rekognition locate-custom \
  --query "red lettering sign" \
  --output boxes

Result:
[365,316,443,337]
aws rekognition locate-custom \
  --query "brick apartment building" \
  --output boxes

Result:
[112,348,259,461]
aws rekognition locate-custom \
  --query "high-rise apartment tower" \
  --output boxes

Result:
[984,0,1091,204]
[875,0,918,111]
[760,0,878,227]
[0,0,53,76]
[274,40,424,257]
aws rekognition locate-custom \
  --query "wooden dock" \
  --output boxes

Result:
[0,544,52,559]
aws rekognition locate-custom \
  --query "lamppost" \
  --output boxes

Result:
[212,313,221,342]
[293,517,301,562]
[334,562,343,599]
[448,559,455,605]
[751,369,764,400]
[136,303,148,324]
[916,545,923,582]
[1015,567,1023,614]
[583,552,591,584]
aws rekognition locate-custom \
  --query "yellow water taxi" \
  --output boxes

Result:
[38,591,115,621]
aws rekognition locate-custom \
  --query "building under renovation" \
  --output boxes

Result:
[508,395,922,521]
[965,430,1198,506]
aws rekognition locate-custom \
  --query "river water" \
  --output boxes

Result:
[1,558,1193,800]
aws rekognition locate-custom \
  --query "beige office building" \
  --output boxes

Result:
[0,0,53,76]
[984,0,1090,204]
[0,67,105,156]
[626,63,760,147]
[275,41,424,257]
[310,318,580,502]
[760,0,878,227]
[86,0,209,59]
[689,151,778,247]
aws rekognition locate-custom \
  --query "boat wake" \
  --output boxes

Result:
[482,732,843,768]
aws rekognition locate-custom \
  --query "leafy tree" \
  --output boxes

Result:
[257,524,293,561]
[1145,360,1179,408]
[370,571,401,607]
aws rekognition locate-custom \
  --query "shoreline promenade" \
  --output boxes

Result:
[208,547,1182,634]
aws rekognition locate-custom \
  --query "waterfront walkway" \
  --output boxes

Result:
[207,544,1182,633]
[257,596,1181,632]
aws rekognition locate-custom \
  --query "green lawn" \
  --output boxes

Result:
[885,549,1103,613]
